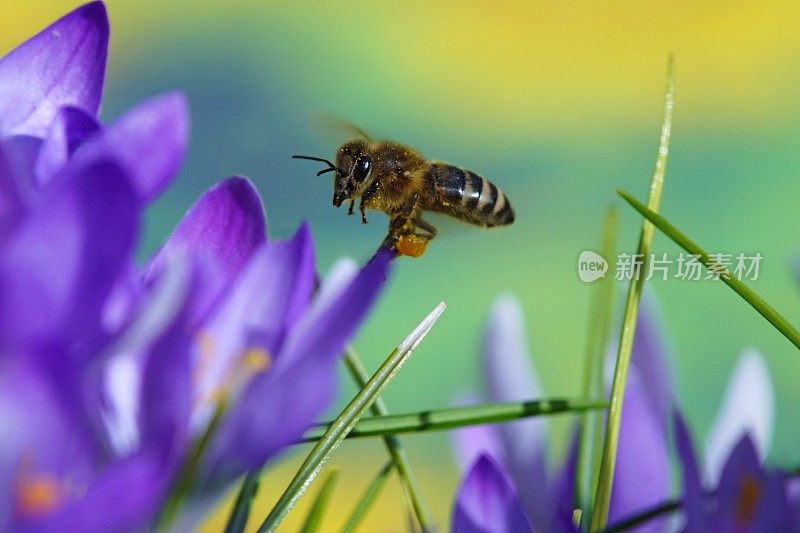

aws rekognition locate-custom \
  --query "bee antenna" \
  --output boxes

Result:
[292,154,346,176]
[292,154,335,165]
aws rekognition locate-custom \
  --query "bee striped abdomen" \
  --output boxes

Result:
[428,163,514,227]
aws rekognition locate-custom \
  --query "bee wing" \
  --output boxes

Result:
[311,112,374,144]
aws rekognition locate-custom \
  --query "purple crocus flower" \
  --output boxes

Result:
[703,350,774,487]
[453,292,789,531]
[0,3,392,529]
[0,1,188,211]
[452,453,534,533]
[0,1,109,239]
[138,176,392,495]
[451,293,674,532]
[0,2,107,139]
[671,350,792,531]
[0,150,169,530]
[675,415,793,531]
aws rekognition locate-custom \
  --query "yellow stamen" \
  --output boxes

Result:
[734,474,762,525]
[242,348,272,374]
[205,387,226,406]
[15,474,62,518]
[192,330,216,385]
[194,346,272,409]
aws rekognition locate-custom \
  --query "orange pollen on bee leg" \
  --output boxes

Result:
[15,474,63,518]
[395,234,428,258]
[734,474,762,525]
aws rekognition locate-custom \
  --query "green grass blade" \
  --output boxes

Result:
[258,302,447,532]
[574,206,618,517]
[343,347,433,532]
[617,189,800,350]
[590,54,676,532]
[301,398,606,442]
[299,469,340,533]
[223,471,260,533]
[340,462,393,533]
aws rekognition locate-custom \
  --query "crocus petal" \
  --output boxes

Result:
[0,156,138,351]
[101,263,143,335]
[80,92,189,201]
[629,291,673,426]
[0,154,140,472]
[704,349,774,486]
[715,433,762,505]
[548,430,580,533]
[451,454,534,533]
[450,393,507,472]
[482,295,546,447]
[34,106,100,183]
[273,245,391,374]
[28,450,169,532]
[598,292,673,530]
[1,135,42,198]
[482,294,548,520]
[145,176,266,286]
[713,434,791,530]
[190,225,315,433]
[785,476,800,521]
[749,472,794,531]
[673,410,708,532]
[0,358,96,523]
[0,137,39,236]
[0,2,108,137]
[309,256,357,311]
[102,256,201,458]
[102,351,143,457]
[137,291,195,472]
[607,367,671,532]
[201,248,391,486]
[604,292,674,429]
[0,144,24,235]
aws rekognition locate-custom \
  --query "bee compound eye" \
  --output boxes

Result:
[353,155,371,183]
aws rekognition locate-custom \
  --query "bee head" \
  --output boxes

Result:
[331,140,372,207]
[292,139,372,208]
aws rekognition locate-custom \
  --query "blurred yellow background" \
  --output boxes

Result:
[4,1,800,530]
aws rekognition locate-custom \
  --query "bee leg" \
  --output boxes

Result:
[415,217,438,240]
[359,179,381,224]
[387,213,405,236]
[385,193,422,237]
[383,193,433,258]
[381,228,399,249]
[392,193,421,234]
[347,199,355,216]
[399,192,420,220]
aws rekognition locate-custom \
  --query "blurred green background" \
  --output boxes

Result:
[4,1,800,530]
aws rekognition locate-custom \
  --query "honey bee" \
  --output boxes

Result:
[294,133,514,257]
